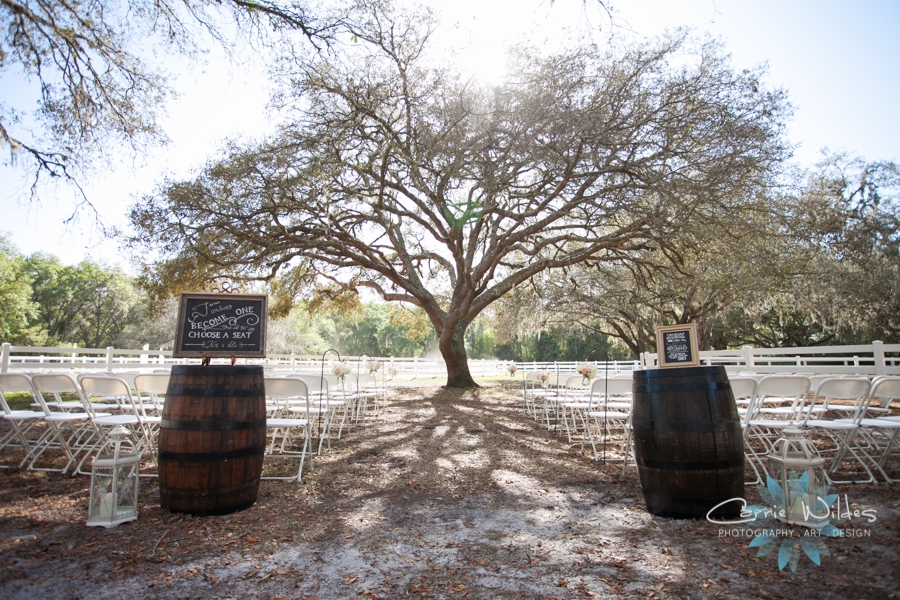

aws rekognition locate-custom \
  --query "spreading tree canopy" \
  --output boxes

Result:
[130,4,790,387]
[491,188,800,355]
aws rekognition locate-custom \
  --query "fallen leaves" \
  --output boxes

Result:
[0,384,897,600]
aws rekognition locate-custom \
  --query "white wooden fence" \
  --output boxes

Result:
[641,341,900,377]
[1,341,898,378]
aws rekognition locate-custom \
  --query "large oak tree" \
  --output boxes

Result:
[130,4,789,387]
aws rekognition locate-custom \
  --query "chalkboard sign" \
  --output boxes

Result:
[656,323,700,368]
[173,293,268,358]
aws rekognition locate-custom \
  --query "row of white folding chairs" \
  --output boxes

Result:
[522,371,630,426]
[0,372,170,476]
[261,373,386,481]
[732,374,900,485]
[1,372,331,483]
[520,373,633,466]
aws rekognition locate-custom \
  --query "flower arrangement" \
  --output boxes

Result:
[578,362,598,383]
[333,361,352,381]
[387,365,400,380]
[366,359,383,374]
[536,372,551,388]
[507,364,518,377]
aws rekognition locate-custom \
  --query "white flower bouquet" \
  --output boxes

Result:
[333,361,352,381]
[578,362,598,383]
[537,372,551,388]
[366,359,383,374]
[387,365,400,379]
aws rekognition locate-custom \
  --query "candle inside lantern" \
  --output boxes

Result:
[99,493,116,521]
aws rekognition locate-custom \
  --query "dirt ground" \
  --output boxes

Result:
[1,383,899,599]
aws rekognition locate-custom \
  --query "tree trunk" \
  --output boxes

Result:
[440,321,478,388]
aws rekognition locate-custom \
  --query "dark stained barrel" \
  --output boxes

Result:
[632,366,744,519]
[158,365,266,515]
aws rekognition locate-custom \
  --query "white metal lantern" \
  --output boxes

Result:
[767,426,830,529]
[87,425,140,528]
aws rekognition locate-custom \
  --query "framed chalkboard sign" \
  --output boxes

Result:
[656,323,700,368]
[172,293,268,359]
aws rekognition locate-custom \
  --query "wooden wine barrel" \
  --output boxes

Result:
[632,366,744,519]
[158,365,266,515]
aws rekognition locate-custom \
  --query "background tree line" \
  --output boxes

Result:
[0,237,446,357]
[492,156,900,355]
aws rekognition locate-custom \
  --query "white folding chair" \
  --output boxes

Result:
[78,376,152,475]
[727,376,761,484]
[849,377,900,483]
[797,377,875,485]
[808,377,871,418]
[262,377,311,481]
[585,378,631,463]
[542,371,577,430]
[0,374,46,469]
[741,375,811,481]
[355,373,383,422]
[133,373,170,418]
[559,375,593,443]
[30,373,105,474]
[728,376,758,410]
[323,374,354,439]
[290,375,333,455]
[859,375,900,417]
[523,372,554,424]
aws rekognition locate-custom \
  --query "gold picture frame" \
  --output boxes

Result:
[656,323,700,368]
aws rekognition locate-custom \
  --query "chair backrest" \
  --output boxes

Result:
[744,375,810,423]
[591,378,632,397]
[0,373,36,414]
[754,375,810,399]
[265,377,310,398]
[807,375,833,393]
[866,376,900,410]
[525,371,552,389]
[588,378,632,409]
[0,373,34,395]
[549,372,577,387]
[80,375,132,398]
[80,375,139,415]
[800,377,871,425]
[728,377,758,401]
[356,373,377,388]
[565,375,590,389]
[76,372,107,382]
[293,375,328,394]
[32,373,83,395]
[266,377,310,413]
[812,377,870,400]
[134,373,170,396]
[114,372,139,388]
[31,373,89,415]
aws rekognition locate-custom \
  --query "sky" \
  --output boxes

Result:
[1,0,898,271]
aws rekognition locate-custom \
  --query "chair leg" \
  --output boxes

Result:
[819,428,877,485]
